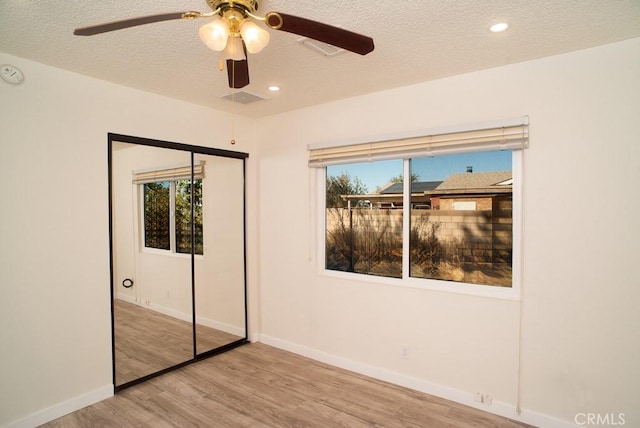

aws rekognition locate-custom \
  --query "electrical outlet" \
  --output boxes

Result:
[401,346,409,359]
[474,392,492,405]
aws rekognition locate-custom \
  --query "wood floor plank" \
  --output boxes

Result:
[114,300,243,386]
[42,343,534,428]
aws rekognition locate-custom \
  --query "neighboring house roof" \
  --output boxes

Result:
[380,181,443,194]
[435,171,512,190]
[341,172,512,203]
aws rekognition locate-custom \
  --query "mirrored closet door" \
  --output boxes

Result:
[108,134,248,390]
[193,153,246,355]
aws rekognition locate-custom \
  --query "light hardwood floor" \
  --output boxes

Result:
[43,343,534,427]
[114,300,243,385]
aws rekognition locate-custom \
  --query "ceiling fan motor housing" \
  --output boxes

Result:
[207,0,259,14]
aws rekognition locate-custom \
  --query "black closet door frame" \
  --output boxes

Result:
[107,133,249,392]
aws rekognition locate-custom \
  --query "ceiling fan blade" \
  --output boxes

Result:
[74,12,192,36]
[266,12,374,55]
[226,44,250,90]
[226,59,249,88]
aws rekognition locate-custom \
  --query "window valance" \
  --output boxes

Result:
[308,117,529,167]
[132,161,205,184]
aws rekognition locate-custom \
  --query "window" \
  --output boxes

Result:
[313,119,528,292]
[174,179,203,254]
[143,181,170,250]
[408,152,513,286]
[135,163,204,255]
[142,179,203,255]
[325,160,403,278]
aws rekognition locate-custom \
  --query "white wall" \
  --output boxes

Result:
[256,38,640,427]
[112,144,193,315]
[0,52,257,427]
[193,154,246,335]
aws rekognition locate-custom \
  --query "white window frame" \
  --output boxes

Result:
[313,118,526,300]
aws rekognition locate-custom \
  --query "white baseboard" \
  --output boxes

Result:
[5,385,113,428]
[115,293,138,305]
[258,335,573,428]
[116,294,189,322]
[115,295,245,337]
[195,315,245,337]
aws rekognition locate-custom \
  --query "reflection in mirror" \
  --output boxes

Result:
[111,141,194,386]
[194,154,247,354]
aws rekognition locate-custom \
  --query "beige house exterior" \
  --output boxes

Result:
[426,171,512,211]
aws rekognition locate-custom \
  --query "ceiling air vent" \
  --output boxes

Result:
[297,37,345,57]
[220,91,267,104]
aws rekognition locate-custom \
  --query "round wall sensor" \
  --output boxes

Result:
[1,64,25,85]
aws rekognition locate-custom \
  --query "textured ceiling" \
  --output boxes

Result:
[1,1,640,118]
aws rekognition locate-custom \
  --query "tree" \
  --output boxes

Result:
[143,182,170,250]
[326,173,368,208]
[410,212,442,276]
[175,179,203,254]
[389,173,420,183]
[325,172,367,272]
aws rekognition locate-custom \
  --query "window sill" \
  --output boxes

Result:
[319,268,521,301]
[141,248,204,260]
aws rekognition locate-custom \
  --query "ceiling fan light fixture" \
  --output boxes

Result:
[221,36,246,61]
[199,16,230,51]
[240,21,270,54]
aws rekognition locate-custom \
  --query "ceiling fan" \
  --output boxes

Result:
[74,0,375,89]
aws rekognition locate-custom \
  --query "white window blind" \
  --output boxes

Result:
[132,161,205,184]
[308,118,529,167]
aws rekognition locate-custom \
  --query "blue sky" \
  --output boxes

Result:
[327,151,512,193]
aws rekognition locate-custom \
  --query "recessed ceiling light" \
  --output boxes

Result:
[490,22,509,33]
[268,85,281,92]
